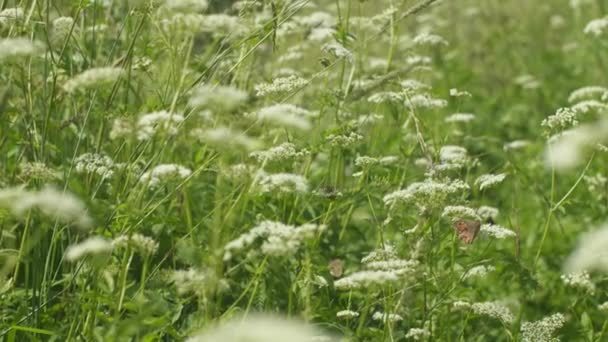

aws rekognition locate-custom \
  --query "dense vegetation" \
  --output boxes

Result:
[1,0,608,340]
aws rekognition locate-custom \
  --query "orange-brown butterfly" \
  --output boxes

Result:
[452,219,481,244]
[328,259,344,278]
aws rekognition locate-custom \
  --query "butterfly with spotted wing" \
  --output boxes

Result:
[452,219,481,244]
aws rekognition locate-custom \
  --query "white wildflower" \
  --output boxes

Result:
[383,178,469,210]
[545,120,608,171]
[192,126,260,151]
[62,67,123,93]
[223,220,326,260]
[112,233,159,256]
[413,32,448,46]
[584,16,608,36]
[477,206,499,220]
[368,91,404,104]
[188,84,247,112]
[0,38,44,60]
[439,145,469,167]
[449,88,472,97]
[452,301,472,311]
[405,327,430,340]
[514,74,541,89]
[65,237,113,261]
[334,270,399,290]
[504,140,530,150]
[406,55,432,66]
[361,245,398,264]
[541,107,578,130]
[326,132,363,148]
[401,79,430,91]
[169,268,212,295]
[253,171,309,194]
[561,271,595,294]
[321,41,353,62]
[475,173,507,190]
[471,302,514,324]
[372,312,403,323]
[571,100,607,114]
[463,265,495,280]
[136,111,184,140]
[598,302,608,311]
[480,224,516,239]
[564,224,608,272]
[185,315,326,342]
[520,313,566,342]
[442,205,480,220]
[336,310,359,319]
[406,94,448,109]
[256,104,314,131]
[568,86,608,103]
[255,75,308,97]
[109,118,133,140]
[0,8,24,26]
[445,113,475,123]
[0,186,92,228]
[164,0,209,12]
[74,153,114,179]
[139,164,192,188]
[250,142,308,164]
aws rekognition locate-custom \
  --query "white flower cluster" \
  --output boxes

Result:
[250,142,309,165]
[514,74,541,89]
[477,206,499,220]
[504,140,530,151]
[19,161,59,181]
[584,16,608,36]
[463,265,495,280]
[51,17,75,46]
[406,94,448,109]
[372,312,403,323]
[137,111,185,141]
[442,205,480,221]
[0,38,44,60]
[192,126,260,151]
[321,41,353,62]
[256,104,316,131]
[0,186,92,228]
[74,153,115,179]
[368,91,404,104]
[163,0,209,12]
[336,310,359,319]
[445,113,475,123]
[564,223,608,272]
[480,224,516,239]
[255,75,308,97]
[333,270,399,290]
[139,164,192,188]
[0,7,24,26]
[599,302,608,311]
[545,120,608,171]
[413,32,448,46]
[466,301,515,324]
[520,313,566,342]
[361,245,397,264]
[449,88,472,98]
[62,67,123,93]
[223,220,326,260]
[475,173,507,190]
[383,178,469,210]
[571,100,607,114]
[188,84,247,112]
[253,171,309,194]
[561,271,595,294]
[568,86,608,103]
[405,327,430,340]
[401,79,430,92]
[170,268,210,295]
[112,233,159,256]
[406,55,432,66]
[326,132,363,148]
[438,145,469,170]
[65,236,113,261]
[541,108,578,130]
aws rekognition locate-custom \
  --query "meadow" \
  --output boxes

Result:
[1,0,608,340]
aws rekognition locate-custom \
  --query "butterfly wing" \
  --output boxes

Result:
[453,219,481,244]
[328,259,344,278]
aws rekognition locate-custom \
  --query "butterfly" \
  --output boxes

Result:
[452,219,481,244]
[328,259,344,278]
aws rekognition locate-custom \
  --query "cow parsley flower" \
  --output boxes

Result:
[139,164,192,188]
[188,84,247,112]
[164,0,209,12]
[0,7,24,26]
[442,205,480,221]
[541,107,578,130]
[520,313,566,342]
[336,310,359,319]
[561,271,595,294]
[326,132,363,148]
[564,224,608,272]
[223,220,326,260]
[545,121,608,171]
[321,41,353,62]
[406,94,448,109]
[62,67,123,93]
[372,312,403,323]
[192,126,260,151]
[568,86,608,103]
[0,38,44,60]
[255,75,308,97]
[480,224,516,239]
[477,206,499,220]
[413,32,448,46]
[439,145,469,167]
[368,91,404,104]
[256,104,315,131]
[250,142,309,164]
[571,100,607,114]
[475,173,507,190]
[584,16,608,36]
[463,265,495,280]
[0,186,93,229]
[504,140,530,150]
[445,113,475,123]
[136,111,184,140]
[169,268,211,295]
[112,233,159,256]
[253,171,309,194]
[383,178,469,210]
[470,302,514,324]
[74,153,115,179]
[405,327,430,340]
[65,236,113,261]
[334,270,399,290]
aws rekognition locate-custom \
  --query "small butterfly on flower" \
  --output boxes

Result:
[452,219,481,244]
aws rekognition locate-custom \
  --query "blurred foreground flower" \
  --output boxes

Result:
[564,224,608,273]
[545,120,608,171]
[185,315,334,342]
